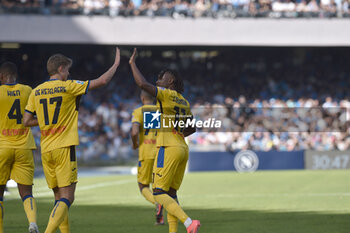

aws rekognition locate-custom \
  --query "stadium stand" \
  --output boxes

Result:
[0,0,349,18]
[0,46,349,163]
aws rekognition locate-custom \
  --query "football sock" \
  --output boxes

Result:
[184,218,193,228]
[55,200,70,233]
[0,197,3,233]
[45,198,70,233]
[168,196,179,233]
[59,213,70,233]
[22,195,37,224]
[168,212,178,233]
[141,187,155,204]
[154,193,189,224]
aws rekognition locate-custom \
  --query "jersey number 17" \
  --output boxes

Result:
[39,97,62,125]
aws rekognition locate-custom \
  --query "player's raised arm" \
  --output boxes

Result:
[129,48,157,97]
[88,47,120,90]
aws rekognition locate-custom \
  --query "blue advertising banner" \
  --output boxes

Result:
[188,150,304,172]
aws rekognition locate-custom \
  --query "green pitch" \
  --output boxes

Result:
[4,170,350,233]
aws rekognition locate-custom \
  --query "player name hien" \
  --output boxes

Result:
[7,90,20,96]
[162,118,221,128]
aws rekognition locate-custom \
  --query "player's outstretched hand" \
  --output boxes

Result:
[129,48,138,64]
[114,47,120,67]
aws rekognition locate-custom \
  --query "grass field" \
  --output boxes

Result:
[4,170,350,233]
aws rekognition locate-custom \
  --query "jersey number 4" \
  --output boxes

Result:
[40,97,62,125]
[8,99,23,124]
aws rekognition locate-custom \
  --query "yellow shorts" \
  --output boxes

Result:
[42,146,77,189]
[0,148,34,185]
[137,159,155,185]
[153,146,189,192]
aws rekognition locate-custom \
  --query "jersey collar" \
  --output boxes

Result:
[3,82,17,86]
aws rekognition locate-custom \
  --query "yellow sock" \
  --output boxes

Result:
[168,212,178,233]
[0,199,3,233]
[154,194,188,223]
[59,213,70,233]
[22,195,37,224]
[141,187,155,204]
[54,200,70,233]
[45,198,70,233]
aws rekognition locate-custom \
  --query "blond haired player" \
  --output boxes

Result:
[129,48,200,233]
[131,90,164,225]
[0,62,39,233]
[23,48,120,233]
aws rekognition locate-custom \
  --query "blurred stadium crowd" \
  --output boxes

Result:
[0,0,349,18]
[1,46,350,163]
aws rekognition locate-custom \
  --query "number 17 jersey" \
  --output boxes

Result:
[25,79,90,153]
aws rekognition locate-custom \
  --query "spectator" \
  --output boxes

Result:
[1,46,349,162]
[109,0,122,16]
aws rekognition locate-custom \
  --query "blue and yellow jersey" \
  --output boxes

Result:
[132,104,157,160]
[156,87,192,148]
[25,79,89,153]
[0,83,36,149]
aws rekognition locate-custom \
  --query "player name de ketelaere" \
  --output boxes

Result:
[35,86,67,96]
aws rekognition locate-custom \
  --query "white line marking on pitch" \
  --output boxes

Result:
[182,193,350,198]
[6,179,134,200]
[77,179,133,191]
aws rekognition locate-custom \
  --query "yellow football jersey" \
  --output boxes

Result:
[156,87,192,148]
[25,79,89,153]
[0,83,36,149]
[131,105,157,160]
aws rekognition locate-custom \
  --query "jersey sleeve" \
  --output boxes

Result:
[156,87,171,102]
[25,90,36,115]
[67,80,90,96]
[131,108,142,124]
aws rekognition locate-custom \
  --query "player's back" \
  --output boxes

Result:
[26,79,89,153]
[132,104,158,160]
[156,87,192,148]
[0,83,36,149]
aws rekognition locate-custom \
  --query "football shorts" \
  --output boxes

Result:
[42,146,77,189]
[137,159,155,185]
[0,148,34,185]
[153,146,189,191]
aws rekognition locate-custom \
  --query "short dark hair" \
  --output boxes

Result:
[0,62,18,80]
[140,90,155,102]
[47,54,72,76]
[158,69,184,94]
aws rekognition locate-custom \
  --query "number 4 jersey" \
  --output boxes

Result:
[25,79,90,153]
[0,83,36,149]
